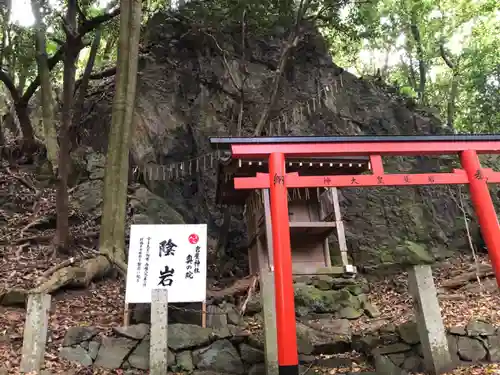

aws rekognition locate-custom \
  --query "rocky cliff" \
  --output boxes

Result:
[75,6,499,272]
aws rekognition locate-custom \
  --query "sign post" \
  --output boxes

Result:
[125,224,208,305]
[124,224,208,368]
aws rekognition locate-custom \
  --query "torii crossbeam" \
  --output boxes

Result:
[210,135,500,375]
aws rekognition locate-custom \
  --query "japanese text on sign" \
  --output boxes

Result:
[143,237,150,287]
[273,173,284,185]
[125,224,207,304]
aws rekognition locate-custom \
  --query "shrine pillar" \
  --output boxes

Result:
[268,152,299,375]
[460,150,500,287]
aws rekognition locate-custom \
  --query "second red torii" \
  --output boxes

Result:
[210,135,500,375]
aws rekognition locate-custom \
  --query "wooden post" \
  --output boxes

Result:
[318,190,332,268]
[150,289,169,374]
[201,302,207,328]
[408,265,452,374]
[260,270,279,375]
[263,189,275,271]
[331,187,349,267]
[262,190,279,375]
[20,293,51,374]
[123,303,130,326]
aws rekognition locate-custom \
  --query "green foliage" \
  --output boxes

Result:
[399,85,417,98]
[323,0,499,133]
[0,0,497,137]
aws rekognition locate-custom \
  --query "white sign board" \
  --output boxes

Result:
[125,224,207,304]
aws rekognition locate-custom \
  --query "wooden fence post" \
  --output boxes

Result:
[408,265,453,374]
[150,288,169,374]
[20,293,51,374]
[260,270,279,375]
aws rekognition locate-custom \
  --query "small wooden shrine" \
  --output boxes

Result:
[214,147,370,275]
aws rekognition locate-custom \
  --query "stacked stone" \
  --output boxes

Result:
[353,319,500,374]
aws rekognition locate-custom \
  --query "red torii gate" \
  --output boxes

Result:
[210,135,500,375]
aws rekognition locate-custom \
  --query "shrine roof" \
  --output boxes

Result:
[210,134,500,205]
[214,151,370,206]
[210,134,500,149]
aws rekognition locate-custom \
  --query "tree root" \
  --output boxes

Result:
[239,275,258,316]
[32,245,128,295]
[5,167,39,194]
[441,263,493,289]
[33,255,112,294]
[0,247,129,307]
[207,276,256,302]
[5,230,99,245]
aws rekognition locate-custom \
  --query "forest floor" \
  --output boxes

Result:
[0,166,499,374]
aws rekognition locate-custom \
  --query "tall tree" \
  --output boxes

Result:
[31,0,59,172]
[99,0,142,269]
[53,0,79,252]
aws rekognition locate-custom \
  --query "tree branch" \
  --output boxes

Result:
[20,7,120,105]
[73,28,102,129]
[410,12,426,104]
[253,34,300,136]
[439,42,455,69]
[74,66,117,91]
[76,0,88,23]
[253,0,311,136]
[0,69,21,102]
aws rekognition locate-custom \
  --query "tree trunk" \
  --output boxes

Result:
[14,101,35,142]
[99,0,142,266]
[253,0,309,136]
[0,1,11,68]
[71,28,102,149]
[253,34,299,136]
[102,33,117,62]
[439,42,460,129]
[54,0,78,252]
[447,71,459,128]
[31,0,60,173]
[410,11,426,104]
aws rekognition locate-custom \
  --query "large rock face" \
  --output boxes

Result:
[77,8,499,268]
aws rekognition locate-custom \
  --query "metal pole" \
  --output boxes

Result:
[268,152,299,375]
[460,150,500,287]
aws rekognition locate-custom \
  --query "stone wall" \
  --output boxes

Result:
[353,319,500,374]
[58,316,500,374]
[58,319,358,373]
[59,323,267,374]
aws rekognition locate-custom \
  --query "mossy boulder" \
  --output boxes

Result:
[345,284,364,296]
[376,240,434,265]
[294,283,365,316]
[312,275,334,291]
[397,241,434,265]
[294,284,339,313]
[337,291,361,310]
[339,306,363,320]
